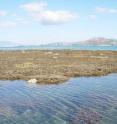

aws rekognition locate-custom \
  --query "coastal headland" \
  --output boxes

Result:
[0,50,117,84]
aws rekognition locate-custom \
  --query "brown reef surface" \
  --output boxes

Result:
[0,50,117,84]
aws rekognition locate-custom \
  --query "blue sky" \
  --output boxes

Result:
[0,0,117,45]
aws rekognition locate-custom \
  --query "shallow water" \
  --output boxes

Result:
[0,45,117,51]
[0,74,117,124]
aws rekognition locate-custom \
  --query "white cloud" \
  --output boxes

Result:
[96,7,117,14]
[20,2,78,25]
[34,10,77,25]
[0,10,7,16]
[96,7,107,13]
[89,14,97,20]
[15,18,28,24]
[20,2,47,12]
[0,19,29,28]
[109,9,117,14]
[0,21,17,28]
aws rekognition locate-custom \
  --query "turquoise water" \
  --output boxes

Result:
[0,45,117,51]
[0,74,117,124]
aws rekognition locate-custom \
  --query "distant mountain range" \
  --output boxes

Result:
[40,37,117,47]
[81,37,117,46]
[0,37,117,48]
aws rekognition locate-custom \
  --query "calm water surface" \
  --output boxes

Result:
[0,45,117,51]
[0,74,117,124]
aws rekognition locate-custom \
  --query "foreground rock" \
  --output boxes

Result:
[35,75,68,84]
[28,79,37,84]
[0,50,117,84]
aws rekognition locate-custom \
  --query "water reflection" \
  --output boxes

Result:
[0,74,117,124]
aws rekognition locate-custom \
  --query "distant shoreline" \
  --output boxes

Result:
[0,44,117,51]
[0,50,117,84]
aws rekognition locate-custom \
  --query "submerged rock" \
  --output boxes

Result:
[71,108,102,124]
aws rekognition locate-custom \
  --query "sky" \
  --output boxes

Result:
[0,0,117,45]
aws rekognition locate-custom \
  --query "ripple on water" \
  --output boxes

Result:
[0,74,117,124]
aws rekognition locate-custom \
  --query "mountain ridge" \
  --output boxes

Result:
[0,37,117,47]
[40,37,117,47]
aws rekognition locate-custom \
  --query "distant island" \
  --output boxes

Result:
[0,37,117,48]
[81,37,117,46]
[41,37,117,47]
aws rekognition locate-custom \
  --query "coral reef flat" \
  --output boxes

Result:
[0,50,117,84]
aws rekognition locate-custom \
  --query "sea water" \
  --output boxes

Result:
[0,74,117,124]
[0,45,117,51]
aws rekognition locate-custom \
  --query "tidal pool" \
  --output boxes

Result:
[0,74,117,124]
